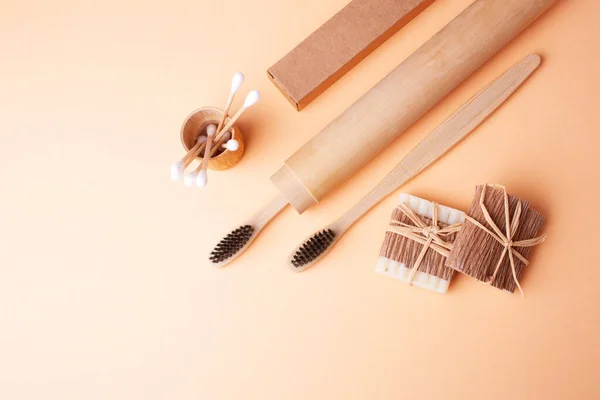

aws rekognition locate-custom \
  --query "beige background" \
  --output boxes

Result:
[1,0,599,399]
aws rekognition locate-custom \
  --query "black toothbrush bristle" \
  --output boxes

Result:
[291,229,336,268]
[210,225,254,264]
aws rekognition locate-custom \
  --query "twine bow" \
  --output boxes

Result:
[464,184,546,297]
[387,202,463,285]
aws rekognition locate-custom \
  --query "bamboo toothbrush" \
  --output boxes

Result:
[209,54,540,268]
[197,72,245,187]
[288,54,541,271]
[209,90,260,157]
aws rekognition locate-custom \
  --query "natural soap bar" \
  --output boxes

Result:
[267,0,434,110]
[376,194,465,294]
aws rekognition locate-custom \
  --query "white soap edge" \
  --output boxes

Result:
[397,193,465,225]
[376,257,449,294]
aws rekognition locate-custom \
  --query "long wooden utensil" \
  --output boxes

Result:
[288,53,542,271]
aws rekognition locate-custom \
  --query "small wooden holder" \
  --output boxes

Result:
[180,107,245,171]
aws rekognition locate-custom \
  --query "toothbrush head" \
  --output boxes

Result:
[290,229,337,271]
[209,225,255,265]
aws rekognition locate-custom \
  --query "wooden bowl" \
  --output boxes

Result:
[180,107,245,171]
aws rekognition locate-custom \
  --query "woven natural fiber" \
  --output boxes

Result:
[381,202,463,283]
[446,184,545,295]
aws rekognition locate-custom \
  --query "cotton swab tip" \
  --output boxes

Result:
[196,170,208,188]
[243,90,260,107]
[231,72,244,93]
[170,161,184,181]
[197,135,207,144]
[206,124,217,137]
[184,171,199,187]
[225,139,239,151]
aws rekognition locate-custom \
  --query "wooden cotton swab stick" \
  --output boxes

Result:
[195,72,245,187]
[170,136,207,180]
[210,90,260,156]
[184,124,216,186]
[195,124,216,187]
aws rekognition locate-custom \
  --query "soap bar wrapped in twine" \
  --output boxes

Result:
[446,184,546,296]
[384,202,463,286]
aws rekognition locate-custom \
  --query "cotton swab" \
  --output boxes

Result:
[183,124,216,186]
[196,169,208,188]
[210,90,260,156]
[219,131,232,145]
[170,136,207,180]
[222,139,239,151]
[183,170,198,186]
[195,72,244,187]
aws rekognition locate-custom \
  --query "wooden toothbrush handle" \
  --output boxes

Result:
[253,193,290,230]
[335,54,541,232]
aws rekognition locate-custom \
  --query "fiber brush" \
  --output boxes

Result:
[288,54,541,271]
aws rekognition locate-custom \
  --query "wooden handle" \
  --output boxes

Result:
[272,0,557,214]
[334,54,541,232]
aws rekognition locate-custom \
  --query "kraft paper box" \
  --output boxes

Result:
[267,0,434,110]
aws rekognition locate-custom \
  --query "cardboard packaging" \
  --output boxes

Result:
[267,0,435,111]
